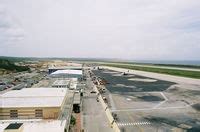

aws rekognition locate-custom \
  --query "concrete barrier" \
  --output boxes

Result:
[94,85,121,132]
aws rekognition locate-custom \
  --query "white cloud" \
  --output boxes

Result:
[0,6,25,44]
[0,0,200,60]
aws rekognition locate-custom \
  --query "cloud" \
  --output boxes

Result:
[0,6,25,44]
[0,0,200,60]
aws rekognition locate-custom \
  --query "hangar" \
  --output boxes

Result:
[50,70,82,79]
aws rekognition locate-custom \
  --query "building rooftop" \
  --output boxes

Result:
[51,70,82,75]
[2,88,66,97]
[52,80,70,87]
[71,78,78,82]
[48,66,82,70]
[0,120,66,132]
[1,88,67,108]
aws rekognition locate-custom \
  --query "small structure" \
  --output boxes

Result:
[51,78,78,90]
[52,80,70,88]
[73,93,81,113]
[4,123,23,132]
[69,79,78,90]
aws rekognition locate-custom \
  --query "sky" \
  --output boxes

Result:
[0,0,200,60]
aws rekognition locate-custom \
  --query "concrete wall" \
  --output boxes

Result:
[0,107,60,120]
[43,107,60,119]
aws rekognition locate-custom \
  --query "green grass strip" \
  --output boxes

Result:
[103,63,200,79]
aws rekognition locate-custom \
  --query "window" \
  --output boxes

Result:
[10,110,18,118]
[35,109,43,118]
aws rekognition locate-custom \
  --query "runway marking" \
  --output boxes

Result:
[160,92,168,100]
[117,122,151,126]
[153,92,169,108]
[153,100,166,108]
[111,105,191,112]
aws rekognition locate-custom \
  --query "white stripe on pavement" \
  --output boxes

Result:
[117,121,151,126]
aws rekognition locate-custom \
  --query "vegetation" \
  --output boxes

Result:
[99,61,200,69]
[0,59,30,72]
[103,63,200,79]
[70,115,76,126]
[153,63,200,69]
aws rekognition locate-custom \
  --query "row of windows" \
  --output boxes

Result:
[10,110,18,118]
[35,109,43,118]
[9,109,43,118]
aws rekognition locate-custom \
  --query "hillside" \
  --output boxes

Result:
[0,59,30,72]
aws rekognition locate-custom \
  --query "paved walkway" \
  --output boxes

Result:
[74,113,81,132]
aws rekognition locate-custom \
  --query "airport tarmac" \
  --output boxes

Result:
[93,68,200,132]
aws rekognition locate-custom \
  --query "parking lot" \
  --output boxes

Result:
[93,68,200,132]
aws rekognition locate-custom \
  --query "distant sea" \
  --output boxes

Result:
[130,60,200,66]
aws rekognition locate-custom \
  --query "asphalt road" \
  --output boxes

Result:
[82,77,113,132]
[92,69,176,93]
[82,95,113,132]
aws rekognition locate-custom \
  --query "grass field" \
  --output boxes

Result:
[103,63,200,79]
